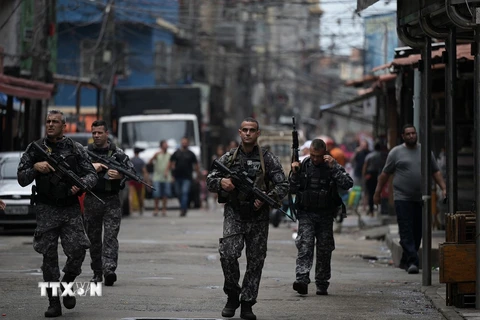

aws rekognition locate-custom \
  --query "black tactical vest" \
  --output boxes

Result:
[297,158,335,211]
[87,143,123,194]
[34,137,80,199]
[227,147,269,217]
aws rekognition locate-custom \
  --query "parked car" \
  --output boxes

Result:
[66,132,130,216]
[0,152,36,229]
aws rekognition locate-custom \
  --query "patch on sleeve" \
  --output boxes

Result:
[273,173,285,183]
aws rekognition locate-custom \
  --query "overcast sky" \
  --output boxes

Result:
[320,0,397,55]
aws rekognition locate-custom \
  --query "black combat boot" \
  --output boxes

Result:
[316,287,328,295]
[221,294,240,318]
[91,272,103,283]
[61,273,76,309]
[45,288,62,318]
[293,280,308,295]
[316,281,329,295]
[104,272,117,286]
[240,301,256,320]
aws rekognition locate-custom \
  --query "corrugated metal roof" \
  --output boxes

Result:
[346,44,471,87]
[393,43,472,67]
[371,44,472,73]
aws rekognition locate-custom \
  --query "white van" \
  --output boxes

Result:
[118,113,202,208]
[118,113,201,162]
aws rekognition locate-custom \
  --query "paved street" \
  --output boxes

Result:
[0,203,462,320]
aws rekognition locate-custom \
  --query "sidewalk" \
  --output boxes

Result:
[345,211,478,320]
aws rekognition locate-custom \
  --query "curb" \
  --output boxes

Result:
[423,285,465,320]
[385,232,403,268]
[384,229,442,269]
[385,227,464,320]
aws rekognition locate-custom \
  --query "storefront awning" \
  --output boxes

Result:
[0,74,54,100]
[0,47,55,100]
[318,88,377,125]
[345,73,397,88]
[320,88,375,112]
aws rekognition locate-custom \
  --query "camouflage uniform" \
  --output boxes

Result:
[290,158,353,291]
[83,142,133,277]
[17,137,97,282]
[206,145,288,305]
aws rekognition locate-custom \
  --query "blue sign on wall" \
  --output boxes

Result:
[364,12,397,75]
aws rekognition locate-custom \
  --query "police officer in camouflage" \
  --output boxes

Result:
[290,138,353,296]
[84,120,133,286]
[206,117,289,320]
[17,110,97,318]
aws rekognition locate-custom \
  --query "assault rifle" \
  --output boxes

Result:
[86,150,155,191]
[212,159,295,222]
[287,116,300,222]
[31,142,105,204]
[291,116,300,168]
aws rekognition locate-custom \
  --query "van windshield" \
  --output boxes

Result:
[121,120,197,148]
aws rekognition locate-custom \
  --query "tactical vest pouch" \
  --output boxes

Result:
[237,190,251,202]
[218,190,229,204]
[238,200,254,219]
[298,190,330,211]
[50,182,70,199]
[35,176,51,196]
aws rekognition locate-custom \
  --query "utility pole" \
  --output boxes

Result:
[30,0,51,143]
[262,5,272,125]
[189,0,197,82]
[263,38,271,124]
[31,0,50,83]
[102,0,115,129]
[244,6,253,118]
[383,22,389,66]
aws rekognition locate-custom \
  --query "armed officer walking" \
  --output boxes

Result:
[290,138,353,296]
[17,110,97,317]
[84,120,133,286]
[206,117,289,320]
